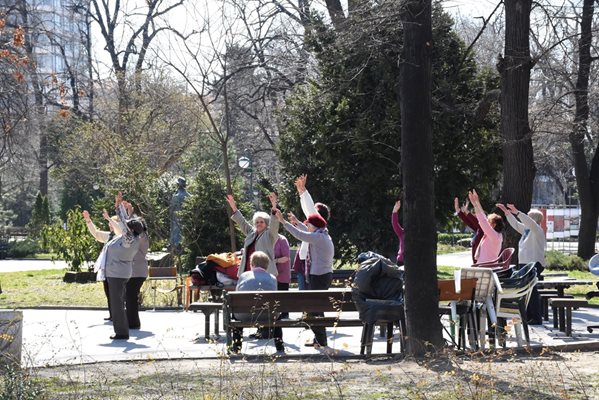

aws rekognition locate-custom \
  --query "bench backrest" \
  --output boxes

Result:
[224,289,357,314]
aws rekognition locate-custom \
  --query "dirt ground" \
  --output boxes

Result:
[31,349,599,399]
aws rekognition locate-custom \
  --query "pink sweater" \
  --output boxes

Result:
[474,211,503,264]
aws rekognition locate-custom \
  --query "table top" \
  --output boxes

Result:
[536,278,594,288]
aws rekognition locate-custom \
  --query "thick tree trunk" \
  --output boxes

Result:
[498,0,534,259]
[570,0,598,259]
[399,0,443,356]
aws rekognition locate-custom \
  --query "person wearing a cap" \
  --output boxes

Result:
[273,208,334,348]
[292,174,330,289]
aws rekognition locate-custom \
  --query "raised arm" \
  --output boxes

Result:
[507,204,543,236]
[82,210,110,243]
[295,174,318,218]
[497,203,525,234]
[391,200,404,239]
[469,190,497,238]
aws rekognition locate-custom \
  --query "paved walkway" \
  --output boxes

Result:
[0,258,69,272]
[13,304,599,368]
[4,255,599,368]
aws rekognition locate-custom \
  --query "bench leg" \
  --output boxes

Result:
[386,321,394,354]
[360,324,368,355]
[565,307,572,336]
[203,311,212,340]
[552,306,558,329]
[559,306,566,332]
[214,309,220,335]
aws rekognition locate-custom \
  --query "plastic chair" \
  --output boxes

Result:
[494,263,538,347]
[455,267,502,349]
[585,254,599,332]
[438,278,478,349]
[472,247,515,271]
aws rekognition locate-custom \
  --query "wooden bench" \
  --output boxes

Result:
[549,298,589,336]
[188,302,223,341]
[290,269,356,286]
[223,289,401,355]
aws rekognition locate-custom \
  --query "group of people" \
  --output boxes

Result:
[82,181,544,345]
[454,189,546,324]
[83,193,149,340]
[226,174,333,353]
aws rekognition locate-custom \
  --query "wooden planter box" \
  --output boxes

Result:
[63,271,96,283]
[148,266,177,278]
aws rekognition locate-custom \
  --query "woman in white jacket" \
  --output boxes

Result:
[83,209,122,321]
[496,203,546,324]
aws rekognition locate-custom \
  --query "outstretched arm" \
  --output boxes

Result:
[82,210,110,243]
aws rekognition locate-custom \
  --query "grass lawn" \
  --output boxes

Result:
[0,269,183,309]
[1,264,597,308]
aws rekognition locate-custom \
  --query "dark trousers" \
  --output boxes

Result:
[308,272,333,346]
[520,262,544,324]
[126,277,146,329]
[102,280,111,318]
[233,326,283,350]
[107,277,129,337]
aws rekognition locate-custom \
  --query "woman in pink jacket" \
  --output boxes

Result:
[468,189,504,264]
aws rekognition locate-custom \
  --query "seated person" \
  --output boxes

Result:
[231,251,284,354]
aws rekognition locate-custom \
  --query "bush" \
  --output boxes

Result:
[41,208,99,272]
[7,239,37,258]
[545,250,586,271]
[0,364,44,400]
[438,233,472,246]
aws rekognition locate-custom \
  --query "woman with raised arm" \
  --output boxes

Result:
[391,200,404,266]
[121,201,149,330]
[274,207,333,349]
[468,189,504,264]
[496,203,545,324]
[83,209,121,321]
[292,174,330,289]
[226,193,280,278]
[101,193,144,340]
[454,196,484,264]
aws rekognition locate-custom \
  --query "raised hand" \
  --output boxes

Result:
[82,210,91,222]
[287,211,299,225]
[507,204,519,214]
[461,198,470,213]
[268,192,277,209]
[225,194,237,212]
[495,203,509,214]
[102,209,110,221]
[123,201,134,216]
[454,197,460,214]
[393,200,401,214]
[294,174,307,195]
[273,208,285,223]
[115,192,123,209]
[468,189,480,207]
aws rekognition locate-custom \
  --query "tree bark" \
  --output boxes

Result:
[399,0,444,355]
[570,0,598,259]
[498,0,534,259]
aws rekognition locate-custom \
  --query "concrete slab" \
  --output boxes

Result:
[13,305,599,368]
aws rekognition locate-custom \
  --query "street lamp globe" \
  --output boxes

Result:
[238,156,251,169]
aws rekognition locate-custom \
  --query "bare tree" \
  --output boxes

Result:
[89,0,184,134]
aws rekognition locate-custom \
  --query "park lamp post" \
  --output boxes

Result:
[238,154,254,202]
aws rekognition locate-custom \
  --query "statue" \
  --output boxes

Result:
[169,177,190,253]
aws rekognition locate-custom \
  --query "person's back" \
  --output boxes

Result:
[231,251,284,353]
[234,252,278,323]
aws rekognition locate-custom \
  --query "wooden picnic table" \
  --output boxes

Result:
[536,278,594,297]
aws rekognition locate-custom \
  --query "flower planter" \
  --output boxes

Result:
[0,310,22,367]
[63,271,97,283]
